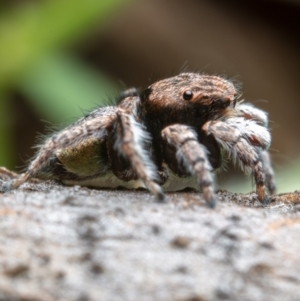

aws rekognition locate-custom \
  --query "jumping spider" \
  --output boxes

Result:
[4,73,275,207]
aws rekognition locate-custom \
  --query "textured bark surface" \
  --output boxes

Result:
[0,167,300,301]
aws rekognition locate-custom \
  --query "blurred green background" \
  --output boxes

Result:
[0,0,299,194]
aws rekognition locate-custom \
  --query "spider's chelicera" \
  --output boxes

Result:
[5,73,276,207]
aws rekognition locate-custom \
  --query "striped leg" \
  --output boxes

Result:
[161,124,216,208]
[203,118,271,204]
[112,109,164,201]
[237,103,276,194]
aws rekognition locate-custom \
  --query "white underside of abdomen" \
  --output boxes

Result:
[63,169,199,192]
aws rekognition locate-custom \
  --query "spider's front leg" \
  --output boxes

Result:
[161,124,216,208]
[237,103,276,194]
[109,109,165,201]
[203,118,271,204]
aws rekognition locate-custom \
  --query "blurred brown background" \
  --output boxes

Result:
[1,0,299,193]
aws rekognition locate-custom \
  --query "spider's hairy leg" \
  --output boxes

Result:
[203,118,271,204]
[118,87,139,102]
[237,103,269,127]
[1,141,54,192]
[2,138,59,192]
[161,124,216,208]
[260,150,276,195]
[1,171,30,192]
[113,109,165,201]
[0,146,48,192]
[237,103,276,194]
[2,108,115,192]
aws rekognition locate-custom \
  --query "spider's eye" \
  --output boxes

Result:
[183,90,193,100]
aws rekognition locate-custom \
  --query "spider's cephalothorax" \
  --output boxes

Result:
[5,73,275,207]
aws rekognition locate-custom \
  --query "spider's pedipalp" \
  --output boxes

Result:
[161,124,216,208]
[113,109,165,201]
[203,119,270,203]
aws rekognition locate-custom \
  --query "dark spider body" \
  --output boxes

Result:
[5,73,275,207]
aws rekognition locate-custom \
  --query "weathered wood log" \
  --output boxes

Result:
[0,167,299,301]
